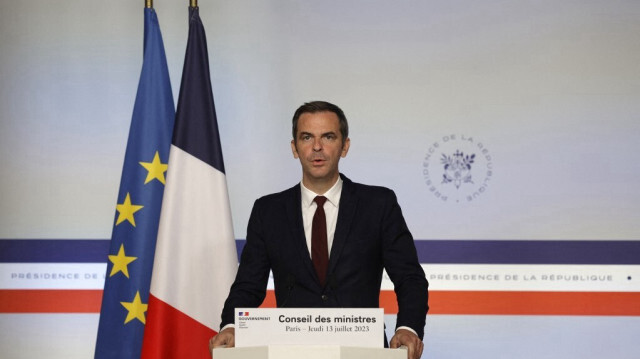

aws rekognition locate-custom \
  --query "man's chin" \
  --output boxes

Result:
[305,170,337,182]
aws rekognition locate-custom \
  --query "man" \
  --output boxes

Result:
[210,101,428,359]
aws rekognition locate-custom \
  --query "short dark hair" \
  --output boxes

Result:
[292,101,349,143]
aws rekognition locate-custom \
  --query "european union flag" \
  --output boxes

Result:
[95,8,174,359]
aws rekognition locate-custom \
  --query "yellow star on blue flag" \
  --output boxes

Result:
[115,193,144,227]
[121,291,148,324]
[139,151,168,184]
[108,244,137,278]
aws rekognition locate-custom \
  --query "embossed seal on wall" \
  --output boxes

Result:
[423,135,493,202]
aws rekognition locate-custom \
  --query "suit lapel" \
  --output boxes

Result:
[328,174,357,276]
[285,184,319,284]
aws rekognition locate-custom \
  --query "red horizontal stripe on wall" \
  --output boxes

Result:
[2,289,639,316]
[427,291,640,316]
[0,289,103,313]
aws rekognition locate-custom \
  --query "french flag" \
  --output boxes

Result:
[141,6,238,358]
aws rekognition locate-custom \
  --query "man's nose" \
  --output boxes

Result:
[313,138,323,151]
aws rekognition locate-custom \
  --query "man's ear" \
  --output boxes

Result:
[291,140,299,159]
[340,137,350,158]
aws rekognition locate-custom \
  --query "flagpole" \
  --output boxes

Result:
[146,0,152,9]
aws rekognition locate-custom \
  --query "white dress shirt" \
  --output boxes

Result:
[300,178,342,258]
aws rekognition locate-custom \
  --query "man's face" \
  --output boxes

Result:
[291,111,350,186]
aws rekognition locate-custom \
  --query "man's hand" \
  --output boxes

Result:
[209,327,235,356]
[390,328,424,359]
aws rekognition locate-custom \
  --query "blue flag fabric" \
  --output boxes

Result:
[171,6,226,173]
[94,8,174,359]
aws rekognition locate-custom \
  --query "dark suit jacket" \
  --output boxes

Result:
[220,174,429,339]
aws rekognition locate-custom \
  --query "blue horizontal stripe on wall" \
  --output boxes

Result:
[1,239,640,265]
[0,239,110,263]
[413,240,640,265]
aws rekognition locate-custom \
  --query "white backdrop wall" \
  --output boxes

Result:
[1,1,639,358]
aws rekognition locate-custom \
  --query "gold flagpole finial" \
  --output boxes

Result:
[190,0,198,8]
[145,0,153,9]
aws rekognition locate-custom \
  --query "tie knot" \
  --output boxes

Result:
[314,196,327,207]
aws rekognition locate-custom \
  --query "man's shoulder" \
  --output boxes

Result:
[342,175,396,201]
[349,180,393,193]
[254,183,299,206]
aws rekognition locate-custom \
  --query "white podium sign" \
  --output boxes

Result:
[213,345,407,359]
[235,308,384,348]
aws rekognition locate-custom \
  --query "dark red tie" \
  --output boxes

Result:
[312,196,328,286]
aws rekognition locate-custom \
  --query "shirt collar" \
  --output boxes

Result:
[301,177,343,209]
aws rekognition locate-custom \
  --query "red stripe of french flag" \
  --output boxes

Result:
[141,146,237,358]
